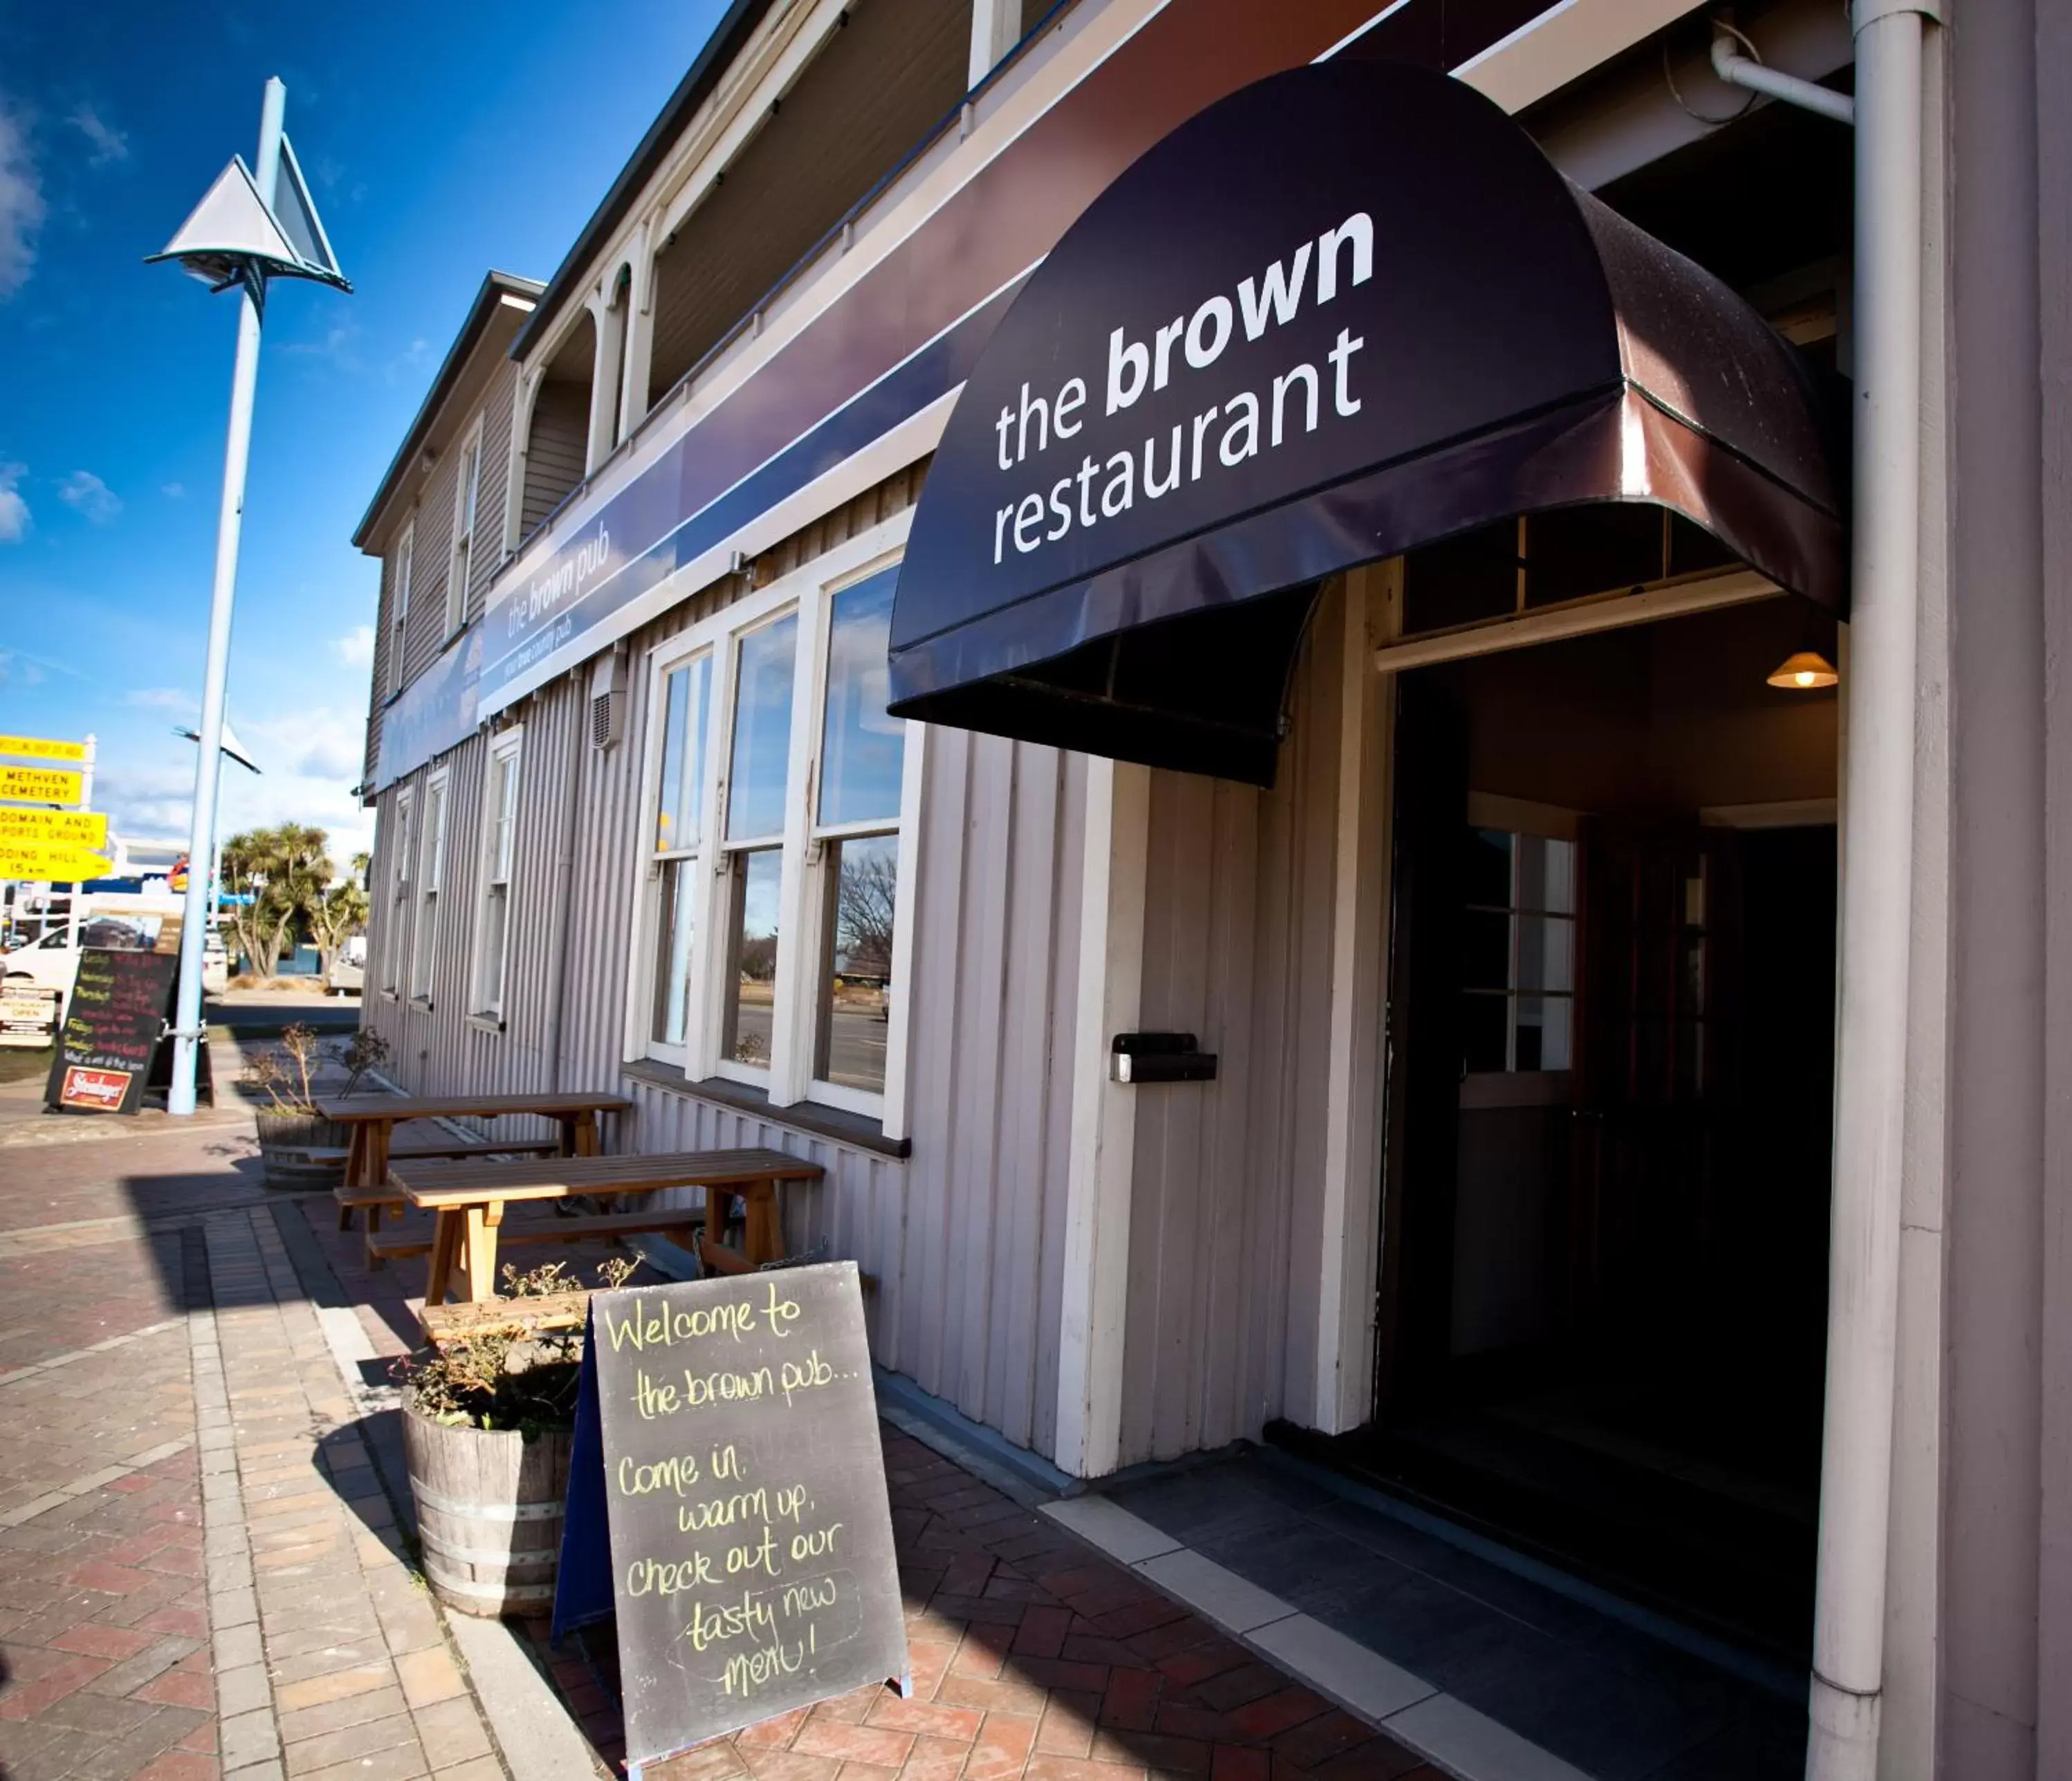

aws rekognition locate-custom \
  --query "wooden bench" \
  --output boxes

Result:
[392,1148,823,1308]
[333,1135,569,1240]
[367,1206,708,1264]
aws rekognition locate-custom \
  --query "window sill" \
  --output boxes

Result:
[621,1057,911,1160]
[466,1012,506,1035]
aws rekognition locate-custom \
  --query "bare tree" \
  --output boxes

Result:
[834,847,896,978]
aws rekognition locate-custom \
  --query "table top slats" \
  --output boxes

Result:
[312,1091,634,1122]
[391,1147,823,1207]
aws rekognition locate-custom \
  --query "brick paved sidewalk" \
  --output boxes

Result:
[0,1117,505,1781]
[1,1108,1442,1781]
[533,1424,1440,1781]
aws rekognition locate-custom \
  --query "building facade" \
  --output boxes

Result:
[351,1,2072,1775]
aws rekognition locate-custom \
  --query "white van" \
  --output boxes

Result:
[1,926,230,999]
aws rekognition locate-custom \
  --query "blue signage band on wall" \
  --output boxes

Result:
[373,280,1022,793]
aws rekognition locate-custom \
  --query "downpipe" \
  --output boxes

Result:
[1804,3,1936,1779]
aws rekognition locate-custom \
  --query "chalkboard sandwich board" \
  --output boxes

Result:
[588,1261,908,1766]
[46,949,178,1115]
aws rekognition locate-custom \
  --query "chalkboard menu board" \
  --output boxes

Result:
[46,949,178,1115]
[592,1263,908,1764]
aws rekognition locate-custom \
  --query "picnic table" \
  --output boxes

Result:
[385,1148,827,1308]
[314,1090,634,1242]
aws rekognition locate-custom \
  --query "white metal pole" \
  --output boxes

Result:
[1804,6,1929,1778]
[169,77,284,1117]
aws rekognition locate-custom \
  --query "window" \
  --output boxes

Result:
[409,770,449,1004]
[388,522,414,695]
[809,569,901,1104]
[446,427,483,638]
[627,521,921,1132]
[1463,828,1576,1074]
[647,653,713,1050]
[718,612,798,1077]
[381,788,414,996]
[470,730,523,1023]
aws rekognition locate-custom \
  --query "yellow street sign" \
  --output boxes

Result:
[0,847,112,882]
[0,765,84,805]
[0,734,87,765]
[0,808,107,848]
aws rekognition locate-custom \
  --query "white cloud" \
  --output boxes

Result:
[161,482,184,500]
[0,96,43,298]
[66,103,127,167]
[328,625,375,669]
[127,686,199,714]
[283,322,363,374]
[57,469,120,524]
[0,461,26,540]
[98,704,374,865]
[0,650,45,688]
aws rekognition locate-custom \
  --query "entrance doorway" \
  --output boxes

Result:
[1314,593,1839,1662]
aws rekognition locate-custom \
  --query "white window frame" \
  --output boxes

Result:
[789,560,924,1122]
[409,767,450,1007]
[445,422,484,640]
[468,727,524,1028]
[388,520,415,697]
[381,786,414,998]
[622,511,922,1135]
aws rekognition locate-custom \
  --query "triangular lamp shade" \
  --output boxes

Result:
[271,136,346,285]
[145,153,349,295]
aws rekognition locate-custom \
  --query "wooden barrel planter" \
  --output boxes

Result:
[253,1111,351,1189]
[401,1393,571,1617]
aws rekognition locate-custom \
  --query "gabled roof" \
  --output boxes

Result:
[509,0,779,360]
[352,270,546,550]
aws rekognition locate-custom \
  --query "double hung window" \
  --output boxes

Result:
[446,428,482,638]
[470,731,522,1023]
[381,787,414,996]
[630,522,919,1133]
[718,612,798,1077]
[409,770,449,1005]
[388,523,414,696]
[647,653,712,1050]
[806,569,902,1106]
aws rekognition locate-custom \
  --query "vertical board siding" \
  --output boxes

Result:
[1117,582,1349,1465]
[358,469,1083,1464]
[522,383,589,538]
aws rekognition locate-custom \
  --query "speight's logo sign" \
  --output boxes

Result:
[985,213,1371,569]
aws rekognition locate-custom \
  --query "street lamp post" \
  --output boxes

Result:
[149,78,348,1116]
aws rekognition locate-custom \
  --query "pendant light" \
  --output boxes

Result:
[1767,649,1839,690]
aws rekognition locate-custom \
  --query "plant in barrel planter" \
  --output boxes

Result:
[391,1259,636,1618]
[246,1024,389,1187]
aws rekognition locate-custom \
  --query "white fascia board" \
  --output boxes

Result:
[1456,0,1709,116]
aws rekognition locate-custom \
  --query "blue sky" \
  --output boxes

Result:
[0,0,728,866]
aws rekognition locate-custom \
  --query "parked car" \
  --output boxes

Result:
[327,933,365,996]
[1,927,231,999]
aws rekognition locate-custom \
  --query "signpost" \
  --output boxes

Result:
[564,1263,908,1767]
[0,986,59,1050]
[0,809,108,849]
[0,765,85,806]
[0,733,100,954]
[0,736,88,765]
[0,846,113,883]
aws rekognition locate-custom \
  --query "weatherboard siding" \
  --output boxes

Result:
[1116,579,1348,1465]
[359,471,1086,1463]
